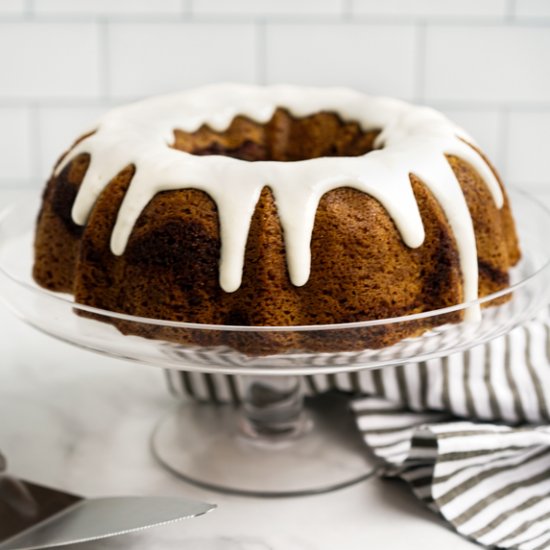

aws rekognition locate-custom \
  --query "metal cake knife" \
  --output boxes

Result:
[0,453,215,550]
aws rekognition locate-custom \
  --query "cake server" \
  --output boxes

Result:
[0,452,215,550]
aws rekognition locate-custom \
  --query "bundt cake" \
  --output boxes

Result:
[33,84,520,354]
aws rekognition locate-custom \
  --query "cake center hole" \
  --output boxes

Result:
[172,108,381,162]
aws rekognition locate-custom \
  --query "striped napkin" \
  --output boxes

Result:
[166,308,550,550]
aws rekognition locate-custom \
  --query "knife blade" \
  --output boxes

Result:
[0,478,215,550]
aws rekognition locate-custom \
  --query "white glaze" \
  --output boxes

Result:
[56,84,504,317]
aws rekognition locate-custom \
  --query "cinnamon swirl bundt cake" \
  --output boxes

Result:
[33,84,520,353]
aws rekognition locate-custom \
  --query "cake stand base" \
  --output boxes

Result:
[151,393,379,497]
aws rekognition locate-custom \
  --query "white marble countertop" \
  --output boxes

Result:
[7,188,545,550]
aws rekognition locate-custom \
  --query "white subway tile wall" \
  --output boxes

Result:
[0,0,548,191]
[0,0,25,15]
[265,24,417,97]
[514,0,550,19]
[506,112,550,187]
[0,23,100,99]
[108,23,257,98]
[425,26,550,103]
[0,107,32,181]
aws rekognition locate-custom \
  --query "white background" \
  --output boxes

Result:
[0,0,549,193]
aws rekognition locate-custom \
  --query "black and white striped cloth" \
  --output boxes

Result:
[166,309,550,550]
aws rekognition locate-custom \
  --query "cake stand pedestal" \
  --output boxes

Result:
[1,190,550,497]
[152,380,378,496]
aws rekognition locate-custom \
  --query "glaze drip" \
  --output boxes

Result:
[56,84,504,319]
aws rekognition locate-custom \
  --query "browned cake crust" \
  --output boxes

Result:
[33,109,521,354]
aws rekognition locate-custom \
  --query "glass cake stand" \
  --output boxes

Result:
[1,190,550,497]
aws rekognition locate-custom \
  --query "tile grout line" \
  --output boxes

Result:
[499,108,510,180]
[507,0,516,22]
[184,0,192,17]
[29,102,42,184]
[342,0,353,20]
[98,18,110,100]
[256,20,267,85]
[2,14,549,25]
[24,0,33,18]
[414,22,427,104]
